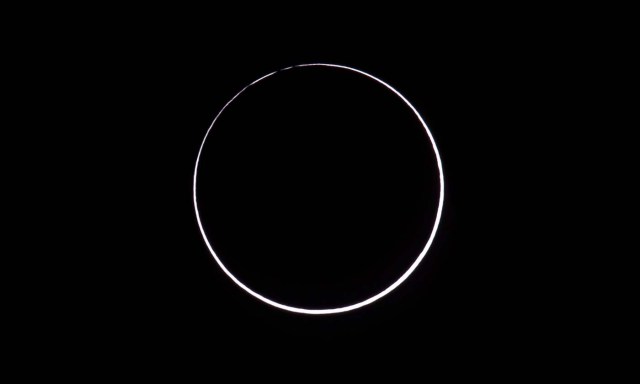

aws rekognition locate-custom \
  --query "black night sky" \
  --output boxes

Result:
[25,29,590,368]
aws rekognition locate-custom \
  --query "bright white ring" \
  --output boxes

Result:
[193,63,445,315]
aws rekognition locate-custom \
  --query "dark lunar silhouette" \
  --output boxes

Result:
[195,66,440,309]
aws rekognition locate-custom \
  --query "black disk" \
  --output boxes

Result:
[195,66,440,309]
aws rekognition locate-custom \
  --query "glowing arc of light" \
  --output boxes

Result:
[193,63,445,315]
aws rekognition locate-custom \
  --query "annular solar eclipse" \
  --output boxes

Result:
[193,63,444,314]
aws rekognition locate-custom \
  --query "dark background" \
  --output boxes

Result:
[21,25,595,368]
